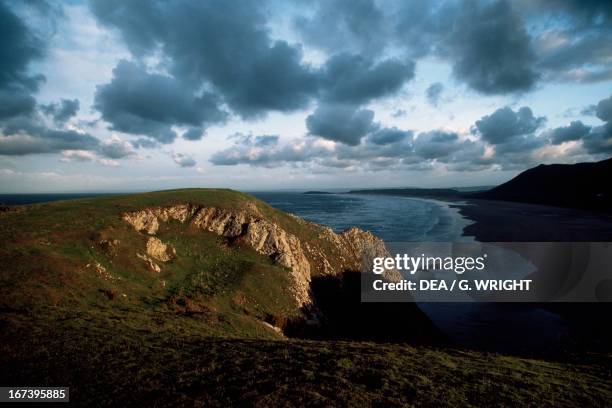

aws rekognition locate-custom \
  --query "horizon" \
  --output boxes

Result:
[2,154,609,194]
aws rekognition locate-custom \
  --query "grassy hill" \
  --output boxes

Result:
[1,189,611,406]
[470,157,612,213]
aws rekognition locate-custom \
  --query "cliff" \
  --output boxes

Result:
[122,203,400,308]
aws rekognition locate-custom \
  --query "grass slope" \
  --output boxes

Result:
[1,189,611,406]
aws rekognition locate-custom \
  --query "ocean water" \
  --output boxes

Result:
[253,191,566,353]
[0,193,119,205]
[251,192,470,242]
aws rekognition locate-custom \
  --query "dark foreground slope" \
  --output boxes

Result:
[3,309,611,407]
[470,157,612,212]
[0,189,610,406]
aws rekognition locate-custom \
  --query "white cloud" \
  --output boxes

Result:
[61,149,96,162]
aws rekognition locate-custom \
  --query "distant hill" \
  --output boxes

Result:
[470,157,612,212]
[303,191,333,194]
[348,188,462,198]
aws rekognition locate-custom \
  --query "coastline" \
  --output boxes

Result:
[450,198,612,242]
[400,196,474,242]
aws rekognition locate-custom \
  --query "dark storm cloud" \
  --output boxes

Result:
[582,124,612,155]
[426,83,444,107]
[0,117,99,155]
[471,106,548,167]
[517,0,611,83]
[536,33,612,83]
[321,54,415,105]
[94,60,227,144]
[581,94,612,155]
[131,138,159,149]
[90,0,319,119]
[40,99,79,125]
[182,128,204,141]
[536,0,612,22]
[596,95,612,122]
[549,120,591,144]
[367,128,412,145]
[442,0,539,94]
[0,1,45,119]
[413,131,461,159]
[293,0,386,56]
[394,0,448,58]
[306,104,376,146]
[0,90,36,120]
[441,139,492,171]
[474,106,546,145]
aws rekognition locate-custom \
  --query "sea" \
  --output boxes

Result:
[2,191,566,352]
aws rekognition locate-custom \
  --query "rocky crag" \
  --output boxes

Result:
[123,204,399,307]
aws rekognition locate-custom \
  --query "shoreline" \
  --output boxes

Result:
[450,198,612,241]
[396,196,475,242]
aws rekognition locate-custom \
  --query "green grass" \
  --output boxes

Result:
[1,188,611,406]
[1,308,610,407]
[0,189,305,335]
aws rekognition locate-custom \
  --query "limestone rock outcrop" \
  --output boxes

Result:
[146,237,175,262]
[123,204,396,306]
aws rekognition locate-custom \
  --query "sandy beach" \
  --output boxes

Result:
[452,199,612,242]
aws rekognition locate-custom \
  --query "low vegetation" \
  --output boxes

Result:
[0,189,610,406]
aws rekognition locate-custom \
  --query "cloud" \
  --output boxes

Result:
[426,83,444,106]
[99,135,135,159]
[0,89,37,120]
[536,32,612,83]
[98,158,120,167]
[469,105,550,168]
[183,127,205,141]
[131,138,159,149]
[442,0,539,94]
[210,134,332,167]
[596,94,612,122]
[61,149,95,162]
[474,106,546,146]
[253,135,279,147]
[0,115,100,155]
[306,104,376,146]
[549,120,591,144]
[172,152,196,168]
[582,94,612,155]
[0,1,45,120]
[40,98,79,125]
[391,109,407,118]
[442,139,492,171]
[94,60,227,144]
[90,0,319,119]
[413,131,461,159]
[528,0,612,83]
[293,0,386,56]
[320,53,415,104]
[367,128,412,145]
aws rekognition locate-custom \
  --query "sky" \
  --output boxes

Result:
[0,0,611,193]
